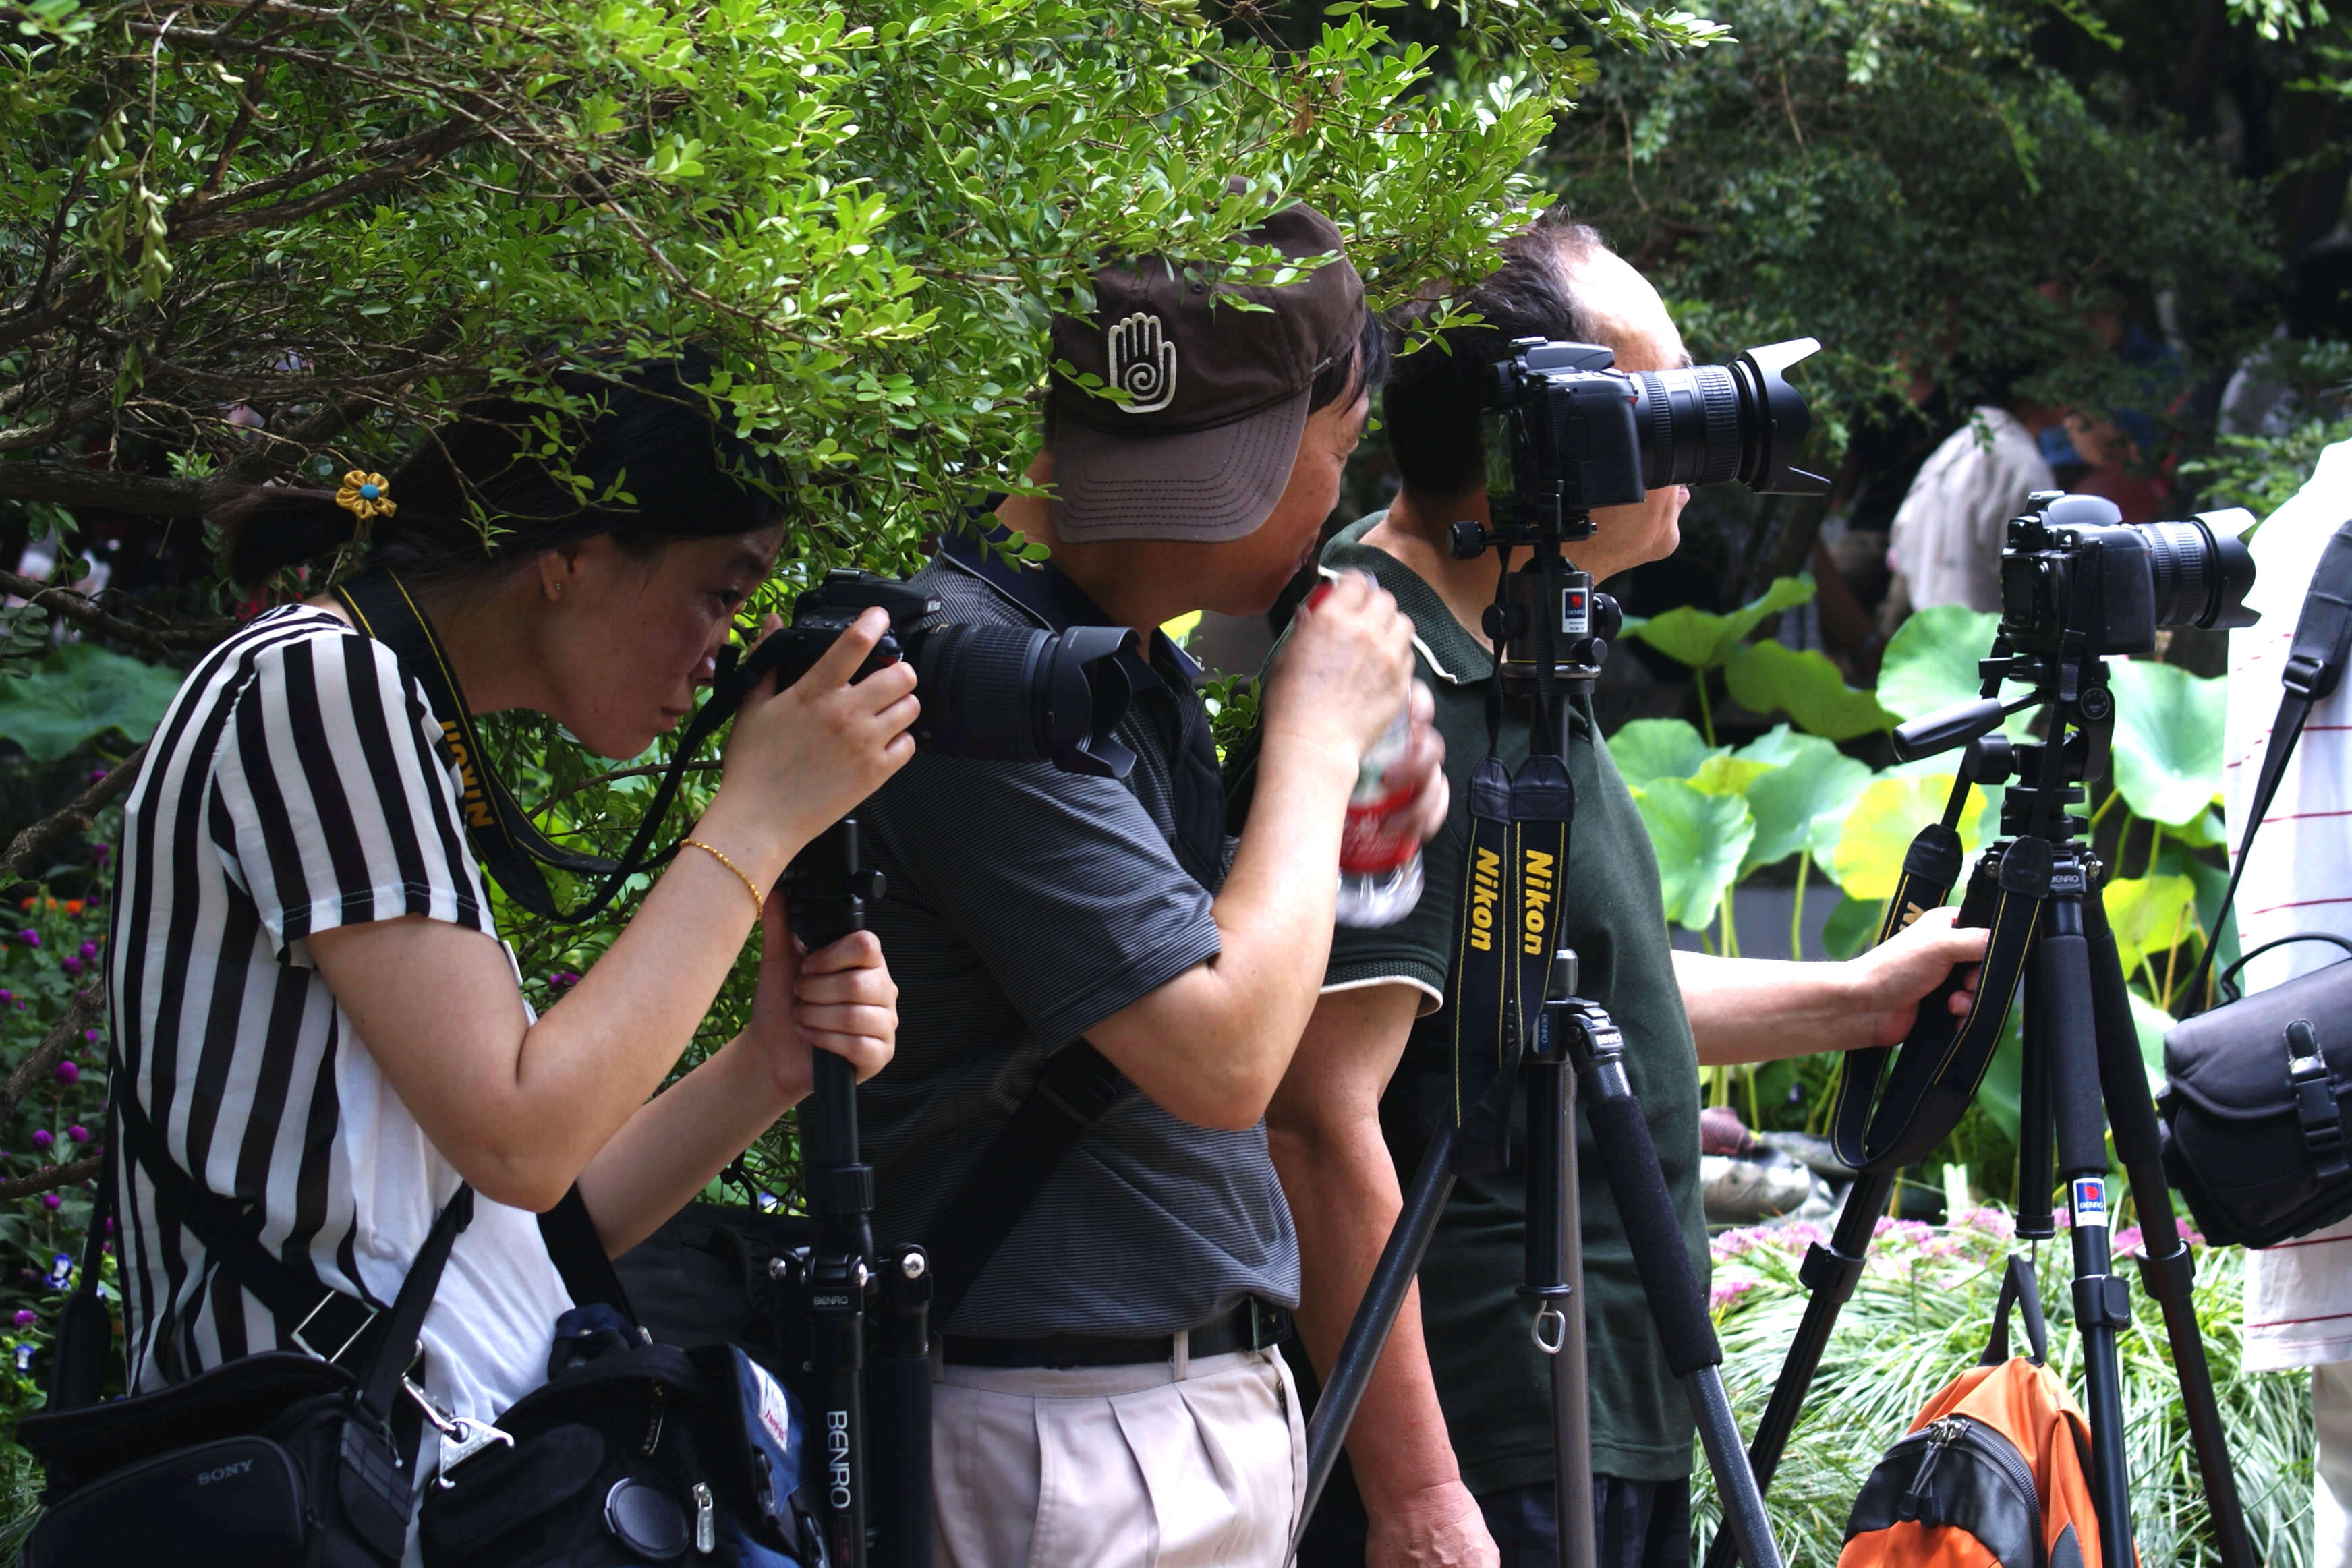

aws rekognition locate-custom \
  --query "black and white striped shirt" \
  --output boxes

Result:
[107,605,571,1423]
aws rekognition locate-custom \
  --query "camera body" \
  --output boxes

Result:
[729,567,1137,780]
[1998,492,2258,659]
[1479,337,1830,539]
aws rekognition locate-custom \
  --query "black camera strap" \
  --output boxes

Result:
[1824,825,2042,1173]
[53,1074,474,1426]
[2181,511,2352,1012]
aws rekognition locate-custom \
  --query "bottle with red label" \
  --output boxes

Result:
[1336,706,1424,927]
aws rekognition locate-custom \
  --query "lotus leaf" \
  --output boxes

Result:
[2107,656,2227,828]
[1632,778,1755,933]
[1723,640,1896,740]
[0,643,187,764]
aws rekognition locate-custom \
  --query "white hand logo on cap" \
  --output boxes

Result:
[1108,312,1177,414]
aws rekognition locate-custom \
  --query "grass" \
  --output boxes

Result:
[1693,1208,2314,1565]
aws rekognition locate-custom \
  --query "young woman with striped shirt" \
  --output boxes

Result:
[104,357,915,1477]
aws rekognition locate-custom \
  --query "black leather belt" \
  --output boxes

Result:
[940,1299,1291,1369]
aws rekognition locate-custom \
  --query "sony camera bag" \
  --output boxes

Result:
[2158,511,2352,1250]
[17,1090,472,1568]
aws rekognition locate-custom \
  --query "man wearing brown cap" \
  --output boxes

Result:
[851,201,1446,1566]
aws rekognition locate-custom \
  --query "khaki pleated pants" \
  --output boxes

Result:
[931,1344,1307,1567]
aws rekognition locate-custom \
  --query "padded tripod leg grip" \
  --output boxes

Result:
[1583,1086,1719,1378]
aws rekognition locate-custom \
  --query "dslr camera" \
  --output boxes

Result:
[1476,337,1831,542]
[1456,336,1829,687]
[1999,492,2258,657]
[726,567,1136,778]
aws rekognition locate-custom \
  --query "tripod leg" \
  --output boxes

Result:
[1567,1011,1785,1568]
[2037,900,2135,1568]
[2082,896,2258,1568]
[2017,964,2055,1239]
[1292,1123,1460,1559]
[1528,1053,1597,1568]
[1700,1169,1895,1568]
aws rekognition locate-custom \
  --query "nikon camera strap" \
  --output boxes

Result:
[1449,550,1573,1175]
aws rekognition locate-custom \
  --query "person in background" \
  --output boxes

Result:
[2224,432,2352,1568]
[1885,398,2057,617]
[1258,212,1988,1568]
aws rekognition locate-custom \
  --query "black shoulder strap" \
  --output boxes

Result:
[2184,513,2352,1012]
[1980,1254,2051,1367]
[921,1041,1127,1327]
[538,1184,635,1319]
[90,1081,473,1415]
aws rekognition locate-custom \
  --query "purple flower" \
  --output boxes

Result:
[81,1030,96,1045]
[40,1194,60,1211]
[90,845,108,865]
[59,956,80,977]
[17,930,37,948]
[9,1312,30,1329]
[30,1131,51,1151]
[77,941,96,961]
[0,991,11,1006]
[87,767,107,786]
[65,1126,86,1144]
[53,1062,78,1086]
[546,970,582,994]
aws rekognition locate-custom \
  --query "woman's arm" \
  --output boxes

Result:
[576,908,897,1257]
[307,612,915,1213]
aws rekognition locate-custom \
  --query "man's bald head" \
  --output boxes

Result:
[1383,217,1688,502]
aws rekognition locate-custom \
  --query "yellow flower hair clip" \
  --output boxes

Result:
[335,470,395,523]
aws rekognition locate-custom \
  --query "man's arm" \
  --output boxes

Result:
[1266,983,1499,1568]
[1089,581,1440,1130]
[1675,905,1988,1065]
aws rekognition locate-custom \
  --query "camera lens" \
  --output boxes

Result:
[904,622,1136,779]
[1627,338,1831,496]
[2138,519,2258,631]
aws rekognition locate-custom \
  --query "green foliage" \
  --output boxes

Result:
[1699,1211,2312,1565]
[2108,657,2228,829]
[1875,605,2032,743]
[2186,417,2352,522]
[1734,729,1868,875]
[1631,776,1753,931]
[1829,769,1988,900]
[1623,575,1813,672]
[0,644,183,763]
[1722,639,1893,741]
[1547,0,2274,448]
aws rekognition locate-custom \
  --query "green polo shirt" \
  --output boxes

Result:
[1311,513,1707,1492]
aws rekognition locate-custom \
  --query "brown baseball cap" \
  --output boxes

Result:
[1048,202,1365,542]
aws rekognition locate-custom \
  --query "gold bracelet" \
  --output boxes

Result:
[681,838,766,921]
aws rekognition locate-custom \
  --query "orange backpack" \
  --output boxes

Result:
[1837,1257,2104,1568]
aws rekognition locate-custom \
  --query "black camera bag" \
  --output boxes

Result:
[17,1090,472,1568]
[2158,510,2352,1249]
[418,1192,820,1568]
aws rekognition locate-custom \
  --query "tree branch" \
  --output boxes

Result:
[0,1158,103,1204]
[169,117,490,243]
[0,988,101,1130]
[0,570,230,654]
[0,745,149,892]
[0,463,210,520]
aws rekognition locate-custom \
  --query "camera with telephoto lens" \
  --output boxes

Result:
[728,567,1137,778]
[1477,337,1831,541]
[1999,491,2258,658]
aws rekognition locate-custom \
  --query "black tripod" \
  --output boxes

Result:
[1705,631,2255,1568]
[1294,528,1785,1568]
[784,817,935,1568]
